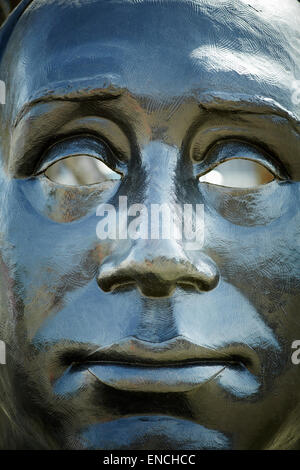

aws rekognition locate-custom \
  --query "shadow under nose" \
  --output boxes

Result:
[97,241,219,297]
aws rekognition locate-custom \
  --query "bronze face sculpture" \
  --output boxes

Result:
[0,0,299,450]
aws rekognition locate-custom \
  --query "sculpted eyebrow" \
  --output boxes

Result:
[14,87,300,133]
[196,95,300,136]
[13,89,123,128]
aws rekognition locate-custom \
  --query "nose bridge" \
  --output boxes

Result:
[97,141,219,297]
[142,141,179,206]
[136,141,182,244]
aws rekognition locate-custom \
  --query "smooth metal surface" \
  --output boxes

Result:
[0,0,299,450]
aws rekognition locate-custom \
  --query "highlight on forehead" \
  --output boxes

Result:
[0,0,299,93]
[3,0,300,46]
[23,0,298,77]
[17,0,300,51]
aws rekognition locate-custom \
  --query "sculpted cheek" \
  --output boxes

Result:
[201,180,289,226]
[202,183,300,312]
[20,177,120,223]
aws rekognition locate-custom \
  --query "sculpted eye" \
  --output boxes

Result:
[199,158,274,188]
[45,155,122,186]
[38,136,123,186]
[194,141,284,189]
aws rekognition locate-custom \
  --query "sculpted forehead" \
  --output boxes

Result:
[2,0,300,121]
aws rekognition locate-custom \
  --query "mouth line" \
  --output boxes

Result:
[52,337,262,396]
[58,336,260,376]
[70,359,246,369]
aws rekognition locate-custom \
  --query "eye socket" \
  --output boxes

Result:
[199,158,275,188]
[37,136,124,186]
[45,155,122,186]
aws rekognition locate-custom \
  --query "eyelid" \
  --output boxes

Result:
[35,136,119,175]
[193,140,288,180]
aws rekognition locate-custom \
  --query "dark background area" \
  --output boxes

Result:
[0,0,21,25]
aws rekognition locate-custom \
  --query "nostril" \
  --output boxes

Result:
[177,271,220,292]
[97,267,135,293]
[97,252,220,297]
[98,267,174,297]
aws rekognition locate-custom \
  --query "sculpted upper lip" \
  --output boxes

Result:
[62,336,260,375]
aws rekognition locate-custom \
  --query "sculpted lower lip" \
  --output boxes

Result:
[86,363,227,392]
[53,337,261,397]
[53,361,259,396]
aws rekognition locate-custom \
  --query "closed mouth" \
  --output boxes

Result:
[60,335,260,373]
[53,336,261,394]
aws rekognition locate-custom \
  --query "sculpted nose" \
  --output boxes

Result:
[97,142,219,297]
[97,239,219,297]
